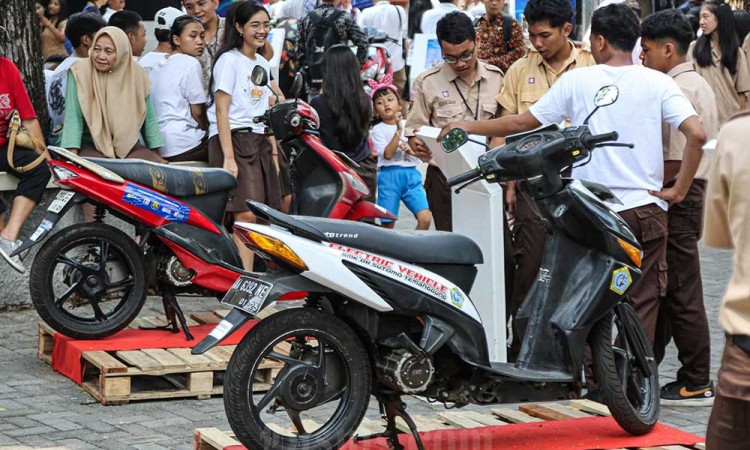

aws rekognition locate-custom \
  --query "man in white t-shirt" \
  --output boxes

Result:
[46,12,105,144]
[360,0,408,93]
[139,7,183,75]
[438,3,707,349]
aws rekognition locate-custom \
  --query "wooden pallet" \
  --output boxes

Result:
[193,400,707,450]
[37,307,281,405]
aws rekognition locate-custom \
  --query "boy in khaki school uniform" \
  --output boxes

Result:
[640,9,719,405]
[493,0,595,359]
[405,11,504,232]
[703,109,750,449]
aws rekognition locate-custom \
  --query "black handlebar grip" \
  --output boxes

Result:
[582,131,619,148]
[252,116,264,124]
[447,168,481,187]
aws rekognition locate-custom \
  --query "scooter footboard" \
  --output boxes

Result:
[514,234,641,376]
[192,273,332,354]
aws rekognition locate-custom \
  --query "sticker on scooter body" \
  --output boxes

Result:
[221,275,274,316]
[122,183,191,223]
[450,287,464,308]
[29,219,54,242]
[325,242,481,319]
[610,267,632,295]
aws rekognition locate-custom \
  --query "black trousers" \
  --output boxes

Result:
[0,143,51,214]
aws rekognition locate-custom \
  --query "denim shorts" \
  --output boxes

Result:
[377,166,429,223]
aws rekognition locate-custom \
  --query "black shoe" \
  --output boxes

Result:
[660,380,715,406]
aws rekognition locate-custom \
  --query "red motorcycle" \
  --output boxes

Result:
[15,69,394,341]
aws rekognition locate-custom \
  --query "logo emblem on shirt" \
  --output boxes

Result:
[250,86,263,101]
[0,94,10,110]
[528,77,536,84]
[442,90,450,97]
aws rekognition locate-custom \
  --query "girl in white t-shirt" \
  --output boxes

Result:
[370,80,432,230]
[207,1,282,270]
[149,15,209,162]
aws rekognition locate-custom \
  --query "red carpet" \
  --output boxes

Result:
[221,417,703,450]
[51,321,257,384]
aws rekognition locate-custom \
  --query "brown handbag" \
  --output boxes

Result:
[5,109,48,174]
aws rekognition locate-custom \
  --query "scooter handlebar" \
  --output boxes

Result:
[582,131,619,148]
[447,167,481,187]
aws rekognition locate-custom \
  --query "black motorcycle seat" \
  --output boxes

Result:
[298,217,484,265]
[86,158,237,198]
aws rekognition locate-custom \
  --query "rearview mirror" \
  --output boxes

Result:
[584,85,619,124]
[291,73,304,99]
[441,128,468,153]
[251,66,269,87]
[594,85,619,107]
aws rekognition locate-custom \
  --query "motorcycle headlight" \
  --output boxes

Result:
[362,65,378,81]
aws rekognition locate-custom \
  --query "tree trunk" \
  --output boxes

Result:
[0,0,49,132]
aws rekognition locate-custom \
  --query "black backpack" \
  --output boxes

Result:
[305,9,345,86]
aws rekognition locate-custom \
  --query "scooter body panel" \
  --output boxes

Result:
[514,180,642,376]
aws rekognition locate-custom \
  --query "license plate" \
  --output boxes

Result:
[221,275,274,315]
[48,190,75,214]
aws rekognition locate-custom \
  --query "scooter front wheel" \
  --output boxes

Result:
[30,223,147,339]
[224,308,371,450]
[590,303,660,435]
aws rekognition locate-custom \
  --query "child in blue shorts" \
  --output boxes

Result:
[369,77,432,229]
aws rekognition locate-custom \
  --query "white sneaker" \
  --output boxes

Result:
[0,237,25,273]
[14,240,29,261]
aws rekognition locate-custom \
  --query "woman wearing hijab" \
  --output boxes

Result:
[60,26,164,162]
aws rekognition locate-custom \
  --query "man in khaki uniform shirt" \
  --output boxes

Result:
[493,0,595,359]
[641,10,719,405]
[406,11,504,232]
[704,110,750,449]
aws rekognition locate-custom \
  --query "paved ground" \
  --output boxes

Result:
[0,206,734,449]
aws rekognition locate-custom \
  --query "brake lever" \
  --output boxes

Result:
[595,142,634,148]
[454,176,482,194]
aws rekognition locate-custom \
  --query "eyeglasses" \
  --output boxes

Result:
[248,22,272,31]
[442,48,475,64]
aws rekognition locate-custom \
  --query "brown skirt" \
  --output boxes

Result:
[208,131,282,213]
[79,141,166,163]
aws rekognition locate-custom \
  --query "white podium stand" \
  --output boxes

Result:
[417,127,507,363]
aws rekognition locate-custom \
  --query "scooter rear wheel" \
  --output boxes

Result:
[224,308,371,450]
[590,303,660,435]
[30,223,147,339]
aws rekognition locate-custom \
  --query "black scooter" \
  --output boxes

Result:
[193,85,659,450]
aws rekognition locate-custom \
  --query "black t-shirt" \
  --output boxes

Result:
[309,94,370,163]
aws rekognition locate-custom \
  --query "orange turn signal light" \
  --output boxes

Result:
[239,230,308,272]
[617,238,642,268]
